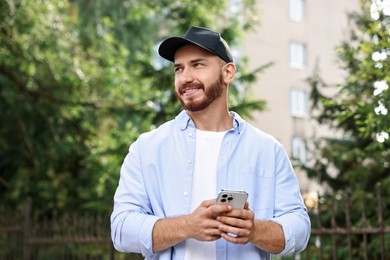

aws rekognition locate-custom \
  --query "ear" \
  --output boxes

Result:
[223,63,236,84]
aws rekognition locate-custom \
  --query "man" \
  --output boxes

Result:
[111,26,310,260]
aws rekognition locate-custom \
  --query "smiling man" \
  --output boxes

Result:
[111,26,311,260]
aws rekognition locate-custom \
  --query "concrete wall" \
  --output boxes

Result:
[241,0,360,193]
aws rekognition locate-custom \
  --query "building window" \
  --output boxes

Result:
[289,41,307,69]
[289,0,305,22]
[290,88,308,117]
[292,136,307,163]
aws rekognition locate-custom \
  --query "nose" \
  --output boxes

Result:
[177,68,194,84]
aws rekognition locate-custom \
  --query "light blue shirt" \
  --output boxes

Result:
[111,111,311,260]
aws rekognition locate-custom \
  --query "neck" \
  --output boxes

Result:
[187,105,233,132]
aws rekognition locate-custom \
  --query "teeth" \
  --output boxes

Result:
[183,88,197,93]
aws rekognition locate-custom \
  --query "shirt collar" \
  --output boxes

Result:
[176,110,245,134]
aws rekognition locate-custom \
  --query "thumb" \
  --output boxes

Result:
[201,199,217,208]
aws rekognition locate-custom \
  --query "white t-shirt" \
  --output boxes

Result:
[184,129,226,260]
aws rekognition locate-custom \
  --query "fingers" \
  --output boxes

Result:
[216,208,255,244]
[218,214,253,231]
[189,201,229,241]
[191,200,250,242]
[200,199,217,208]
[198,223,223,241]
[198,200,232,219]
[220,230,250,244]
[191,218,223,241]
[211,204,232,217]
[220,207,253,220]
[217,220,252,244]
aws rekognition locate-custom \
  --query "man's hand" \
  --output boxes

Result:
[152,199,232,252]
[153,199,285,254]
[216,201,255,244]
[184,199,232,241]
[216,202,285,254]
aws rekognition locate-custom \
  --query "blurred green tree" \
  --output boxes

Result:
[306,0,389,195]
[0,0,266,215]
[305,0,389,258]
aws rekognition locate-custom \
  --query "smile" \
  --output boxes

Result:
[182,87,201,94]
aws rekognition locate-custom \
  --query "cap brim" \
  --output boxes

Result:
[158,37,193,62]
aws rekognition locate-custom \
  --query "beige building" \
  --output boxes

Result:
[241,0,360,194]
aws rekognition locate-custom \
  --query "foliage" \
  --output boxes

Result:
[306,0,390,193]
[0,0,265,215]
[304,0,389,257]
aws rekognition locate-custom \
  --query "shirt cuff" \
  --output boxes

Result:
[271,218,295,256]
[122,214,160,256]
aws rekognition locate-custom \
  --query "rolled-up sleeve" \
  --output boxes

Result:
[272,210,310,255]
[111,208,160,255]
[272,144,311,255]
[110,140,160,257]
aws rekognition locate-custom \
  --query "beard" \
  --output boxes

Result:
[176,73,225,112]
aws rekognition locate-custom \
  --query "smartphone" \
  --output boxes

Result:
[216,189,248,209]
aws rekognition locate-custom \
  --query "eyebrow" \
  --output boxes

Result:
[174,58,210,68]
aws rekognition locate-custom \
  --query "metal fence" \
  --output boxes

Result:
[1,189,389,260]
[0,198,142,260]
[296,187,390,260]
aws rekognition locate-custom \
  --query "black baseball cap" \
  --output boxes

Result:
[158,26,233,63]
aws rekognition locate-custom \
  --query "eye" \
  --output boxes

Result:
[194,62,203,68]
[173,67,183,74]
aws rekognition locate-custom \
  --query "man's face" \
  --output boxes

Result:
[173,44,226,112]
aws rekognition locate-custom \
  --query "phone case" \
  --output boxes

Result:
[216,189,248,209]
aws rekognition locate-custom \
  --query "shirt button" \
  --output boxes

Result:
[187,160,192,165]
[183,191,189,197]
[188,132,193,137]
